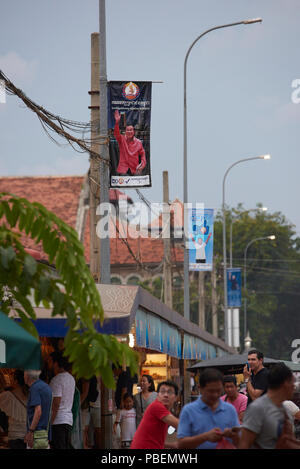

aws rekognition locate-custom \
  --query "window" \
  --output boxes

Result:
[127,276,140,285]
[111,276,122,285]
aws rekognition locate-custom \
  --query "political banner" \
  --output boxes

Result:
[227,268,242,307]
[108,81,152,188]
[188,208,214,271]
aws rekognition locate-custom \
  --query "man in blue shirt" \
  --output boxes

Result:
[24,370,52,449]
[177,369,240,449]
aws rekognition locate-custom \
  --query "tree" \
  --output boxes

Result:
[215,205,300,358]
[0,193,138,387]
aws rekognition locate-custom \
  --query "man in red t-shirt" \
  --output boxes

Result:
[130,381,179,449]
[114,110,146,176]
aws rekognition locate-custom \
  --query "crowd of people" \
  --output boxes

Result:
[0,348,300,450]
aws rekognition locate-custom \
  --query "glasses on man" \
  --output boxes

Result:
[159,388,175,396]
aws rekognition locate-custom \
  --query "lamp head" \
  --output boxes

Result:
[261,154,271,160]
[243,18,262,24]
[268,235,276,240]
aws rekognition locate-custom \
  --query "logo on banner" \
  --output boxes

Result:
[122,82,140,100]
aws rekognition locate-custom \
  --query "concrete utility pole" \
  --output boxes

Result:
[89,33,101,282]
[162,171,173,308]
[89,30,112,450]
[211,259,218,337]
[99,0,110,285]
[198,271,205,329]
[98,0,112,450]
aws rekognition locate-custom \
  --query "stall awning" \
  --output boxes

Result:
[135,309,182,358]
[9,284,233,358]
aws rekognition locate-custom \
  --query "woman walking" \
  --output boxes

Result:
[133,375,157,428]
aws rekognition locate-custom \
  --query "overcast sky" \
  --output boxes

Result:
[1,0,300,235]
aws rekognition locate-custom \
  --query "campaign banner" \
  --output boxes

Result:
[188,208,214,271]
[108,81,152,188]
[227,268,242,307]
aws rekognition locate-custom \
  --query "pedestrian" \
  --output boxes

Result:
[49,351,75,449]
[243,349,269,406]
[113,393,136,449]
[177,368,240,449]
[239,362,300,449]
[130,381,179,449]
[87,376,102,449]
[113,365,138,411]
[24,369,52,449]
[133,374,157,427]
[283,399,300,421]
[0,370,28,449]
[221,375,248,423]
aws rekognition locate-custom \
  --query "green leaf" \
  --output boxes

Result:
[0,246,16,270]
[24,255,37,277]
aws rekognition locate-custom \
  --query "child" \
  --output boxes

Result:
[113,393,136,448]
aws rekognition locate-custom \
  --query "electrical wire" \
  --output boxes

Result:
[0,69,109,164]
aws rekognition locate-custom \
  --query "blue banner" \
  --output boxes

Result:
[227,268,242,307]
[188,208,214,271]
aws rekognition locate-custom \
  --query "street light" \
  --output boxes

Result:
[183,18,262,321]
[222,155,270,344]
[243,235,276,348]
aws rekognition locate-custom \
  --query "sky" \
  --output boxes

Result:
[1,0,300,234]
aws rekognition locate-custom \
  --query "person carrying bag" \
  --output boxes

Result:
[31,398,52,449]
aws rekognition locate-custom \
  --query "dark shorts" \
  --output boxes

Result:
[196,259,206,263]
[51,424,72,449]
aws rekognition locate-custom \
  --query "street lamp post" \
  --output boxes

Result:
[183,18,262,322]
[222,155,270,345]
[243,235,276,347]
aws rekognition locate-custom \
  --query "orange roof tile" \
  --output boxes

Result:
[0,176,183,267]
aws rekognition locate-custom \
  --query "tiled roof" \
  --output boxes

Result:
[0,176,183,266]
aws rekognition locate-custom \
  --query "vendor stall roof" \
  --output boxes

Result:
[10,285,233,355]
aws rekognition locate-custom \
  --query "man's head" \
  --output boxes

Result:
[268,363,295,400]
[125,125,135,141]
[157,381,178,409]
[247,349,264,373]
[199,369,224,406]
[223,375,238,399]
[24,370,41,386]
[50,351,69,375]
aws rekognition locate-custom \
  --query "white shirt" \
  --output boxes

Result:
[120,408,136,442]
[283,400,300,417]
[50,372,75,426]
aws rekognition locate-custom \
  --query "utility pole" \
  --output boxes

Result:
[211,258,218,337]
[162,171,173,308]
[89,30,112,450]
[98,0,112,450]
[198,271,205,329]
[89,33,101,282]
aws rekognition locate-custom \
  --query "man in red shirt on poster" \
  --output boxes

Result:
[114,110,146,176]
[130,381,179,449]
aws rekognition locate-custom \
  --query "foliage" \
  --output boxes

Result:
[142,204,300,359]
[0,193,138,387]
[215,205,300,359]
